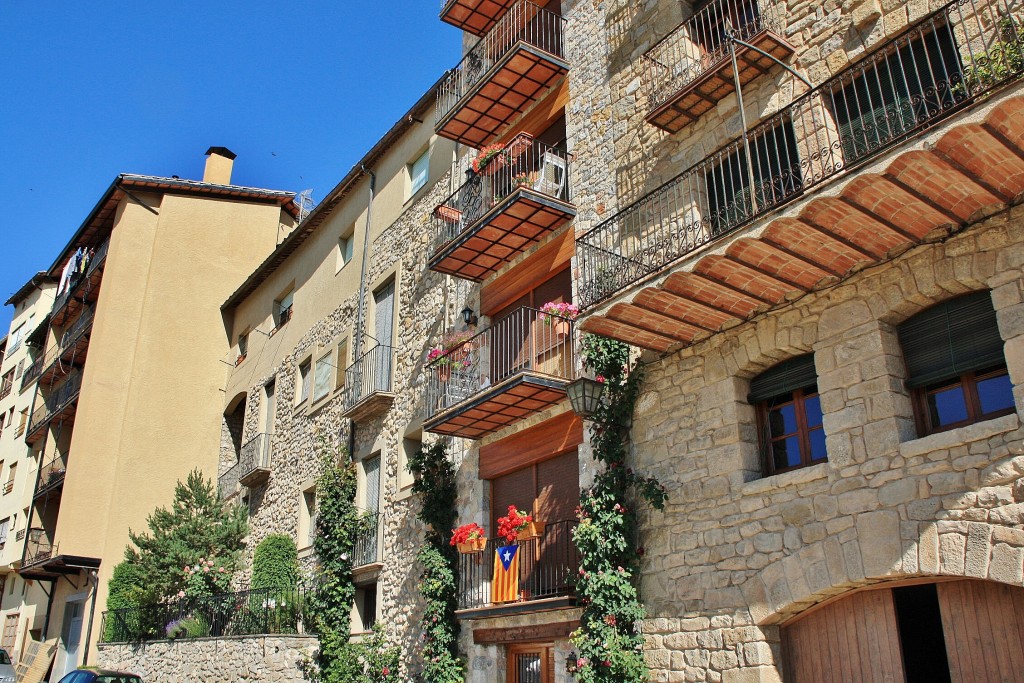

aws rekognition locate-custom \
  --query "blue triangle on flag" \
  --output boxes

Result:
[497,544,518,571]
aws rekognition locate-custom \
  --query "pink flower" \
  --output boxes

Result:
[595,375,606,383]
[177,590,186,598]
[218,567,227,573]
[576,657,588,667]
[382,667,390,676]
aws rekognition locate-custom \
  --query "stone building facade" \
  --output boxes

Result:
[99,0,1024,680]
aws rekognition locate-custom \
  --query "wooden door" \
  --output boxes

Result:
[508,643,554,683]
[937,580,1024,683]
[783,588,905,683]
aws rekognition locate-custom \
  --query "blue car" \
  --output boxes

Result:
[56,671,142,683]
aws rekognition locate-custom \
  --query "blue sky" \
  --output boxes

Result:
[0,2,461,333]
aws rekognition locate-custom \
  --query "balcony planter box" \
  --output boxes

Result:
[553,320,571,337]
[516,521,545,541]
[434,205,463,224]
[457,537,488,554]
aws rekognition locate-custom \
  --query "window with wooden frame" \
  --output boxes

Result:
[750,354,826,476]
[507,643,554,683]
[296,359,312,405]
[898,291,1014,437]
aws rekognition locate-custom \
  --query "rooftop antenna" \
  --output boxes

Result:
[297,189,315,223]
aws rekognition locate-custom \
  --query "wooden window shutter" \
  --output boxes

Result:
[898,290,1005,389]
[491,467,535,530]
[536,450,579,525]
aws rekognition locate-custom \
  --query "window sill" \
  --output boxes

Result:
[298,545,314,560]
[394,484,414,502]
[740,461,829,496]
[899,413,1020,459]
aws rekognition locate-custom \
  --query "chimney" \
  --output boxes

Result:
[203,146,236,185]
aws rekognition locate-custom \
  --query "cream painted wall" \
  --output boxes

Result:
[0,282,55,568]
[51,190,291,663]
[223,115,454,405]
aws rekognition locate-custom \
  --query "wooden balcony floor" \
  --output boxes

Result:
[430,189,575,281]
[440,0,517,36]
[646,29,794,134]
[584,95,1024,351]
[437,44,569,148]
[424,373,569,439]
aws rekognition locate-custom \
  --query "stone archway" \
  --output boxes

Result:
[781,578,1024,683]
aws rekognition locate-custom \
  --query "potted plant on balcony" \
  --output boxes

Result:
[450,522,487,554]
[497,504,544,543]
[433,204,463,225]
[472,144,509,176]
[427,330,475,382]
[539,301,580,337]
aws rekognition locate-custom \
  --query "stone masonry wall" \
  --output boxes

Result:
[217,168,480,681]
[630,212,1024,682]
[97,635,317,682]
[566,0,956,233]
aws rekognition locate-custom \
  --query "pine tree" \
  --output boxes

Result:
[123,469,247,604]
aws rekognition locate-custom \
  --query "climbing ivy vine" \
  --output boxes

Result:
[408,439,465,683]
[568,334,667,682]
[305,439,398,683]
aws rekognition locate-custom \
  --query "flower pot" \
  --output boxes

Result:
[553,320,571,337]
[434,205,462,224]
[477,155,506,176]
[437,365,452,383]
[516,521,545,541]
[457,537,487,554]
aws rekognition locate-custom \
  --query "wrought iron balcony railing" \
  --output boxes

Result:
[430,134,574,280]
[0,378,11,401]
[52,240,109,316]
[578,0,1024,309]
[342,344,395,412]
[218,462,241,500]
[457,519,578,611]
[35,456,68,498]
[643,0,787,116]
[353,512,380,568]
[23,528,55,568]
[27,371,82,436]
[426,306,575,421]
[436,0,567,146]
[238,433,272,487]
[20,355,44,390]
[22,307,94,391]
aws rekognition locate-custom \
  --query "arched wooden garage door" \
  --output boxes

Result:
[783,579,1024,683]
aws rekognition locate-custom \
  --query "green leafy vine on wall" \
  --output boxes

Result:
[408,439,466,683]
[305,439,399,683]
[568,334,667,683]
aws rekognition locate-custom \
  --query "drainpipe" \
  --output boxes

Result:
[40,581,55,639]
[354,166,377,362]
[81,570,99,666]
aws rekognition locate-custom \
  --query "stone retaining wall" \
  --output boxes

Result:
[97,635,317,683]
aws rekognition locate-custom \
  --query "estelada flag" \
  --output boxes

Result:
[491,544,520,603]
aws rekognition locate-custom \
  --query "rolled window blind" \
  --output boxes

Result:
[898,290,1004,389]
[747,354,817,404]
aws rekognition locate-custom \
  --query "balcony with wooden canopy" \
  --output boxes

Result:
[435,0,568,148]
[430,133,575,281]
[577,0,1024,351]
[643,0,793,133]
[424,307,575,439]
